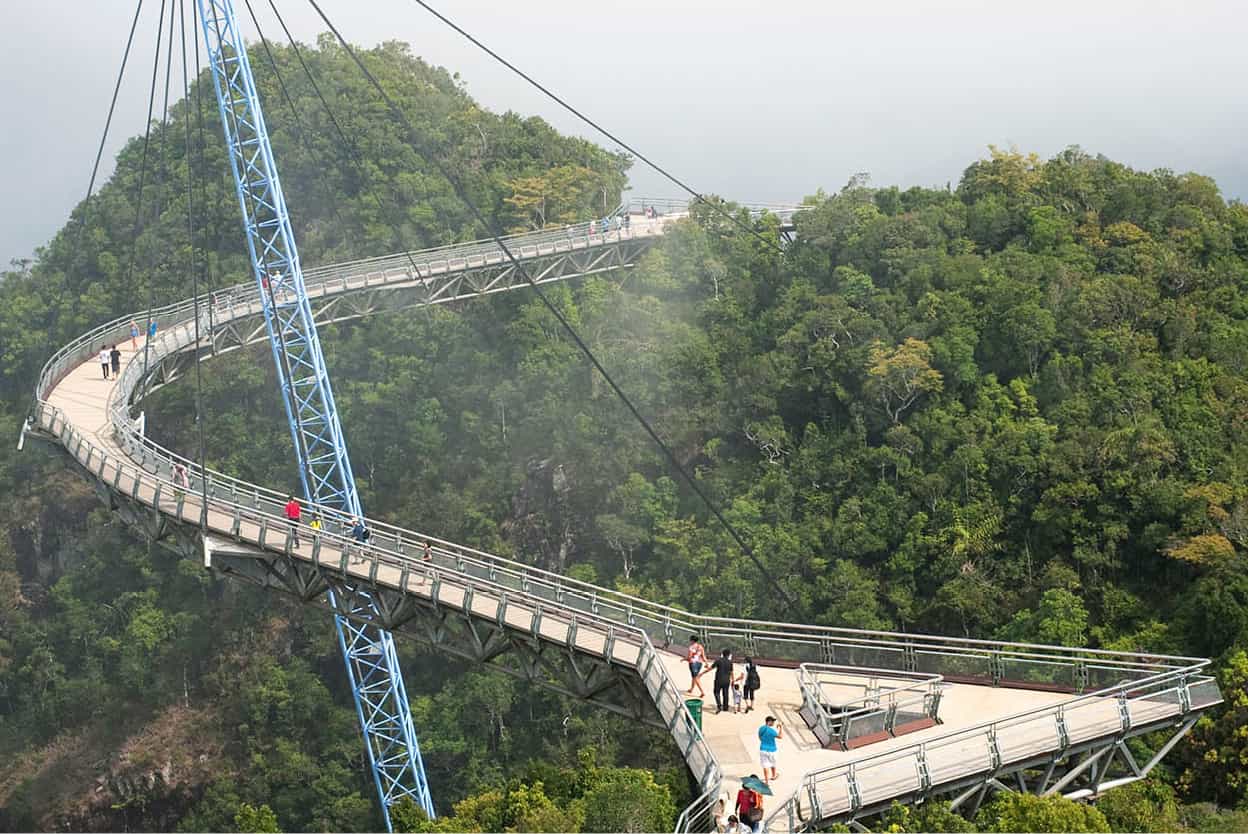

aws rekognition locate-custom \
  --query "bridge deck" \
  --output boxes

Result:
[47,337,648,675]
[33,221,1218,832]
[42,335,1117,814]
[659,653,1067,811]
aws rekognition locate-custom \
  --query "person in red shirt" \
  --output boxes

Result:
[284,495,301,548]
[735,781,763,833]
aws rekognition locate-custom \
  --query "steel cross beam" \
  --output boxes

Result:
[193,1,432,827]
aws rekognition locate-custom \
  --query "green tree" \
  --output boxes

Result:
[234,803,282,833]
[865,338,944,423]
[1094,778,1180,833]
[1177,649,1248,806]
[579,768,676,833]
[880,800,976,832]
[977,793,1109,833]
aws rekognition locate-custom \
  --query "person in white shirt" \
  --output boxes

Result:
[98,347,111,379]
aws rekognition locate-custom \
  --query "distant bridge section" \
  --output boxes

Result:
[24,209,1220,833]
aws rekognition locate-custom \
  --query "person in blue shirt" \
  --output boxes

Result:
[758,715,783,785]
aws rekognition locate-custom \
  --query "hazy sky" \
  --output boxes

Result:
[3,1,1247,264]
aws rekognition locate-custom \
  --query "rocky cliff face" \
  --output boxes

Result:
[503,457,578,573]
[0,705,225,832]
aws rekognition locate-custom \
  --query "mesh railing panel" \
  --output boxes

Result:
[995,716,1061,763]
[892,702,930,730]
[1085,663,1135,691]
[1127,686,1183,725]
[1188,678,1224,709]
[809,772,853,820]
[915,650,992,680]
[34,226,1224,834]
[1063,699,1124,745]
[828,642,907,671]
[925,734,993,783]
[749,635,823,663]
[1000,656,1077,688]
[844,710,888,742]
[855,758,921,807]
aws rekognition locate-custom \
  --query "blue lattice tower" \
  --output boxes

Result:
[194,1,434,827]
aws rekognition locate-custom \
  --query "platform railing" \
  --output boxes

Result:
[797,665,944,749]
[623,196,803,218]
[30,392,722,800]
[300,209,671,286]
[765,667,1220,831]
[34,213,1217,834]
[39,276,1215,703]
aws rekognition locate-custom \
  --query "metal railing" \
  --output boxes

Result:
[797,666,944,749]
[765,666,1221,832]
[39,276,1219,705]
[33,218,1218,834]
[622,196,803,219]
[30,392,724,803]
[300,206,674,288]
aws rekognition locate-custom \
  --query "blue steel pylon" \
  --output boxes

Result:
[194,2,434,827]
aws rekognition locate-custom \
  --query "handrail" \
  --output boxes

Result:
[673,782,723,834]
[299,207,676,283]
[797,665,944,749]
[764,666,1217,831]
[32,393,724,799]
[33,213,1217,834]
[39,235,1213,680]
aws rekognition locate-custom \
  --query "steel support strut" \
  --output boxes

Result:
[193,1,433,827]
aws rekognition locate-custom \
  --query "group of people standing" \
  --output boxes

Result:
[684,635,784,792]
[97,344,122,379]
[282,496,435,567]
[683,635,761,714]
[98,319,160,380]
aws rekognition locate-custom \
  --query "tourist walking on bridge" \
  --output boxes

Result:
[758,716,783,785]
[284,495,301,548]
[129,320,140,351]
[684,634,707,697]
[109,344,122,377]
[735,777,766,833]
[706,648,734,713]
[172,462,190,503]
[98,346,111,379]
[743,656,761,713]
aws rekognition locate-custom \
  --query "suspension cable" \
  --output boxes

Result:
[259,0,457,288]
[191,0,222,337]
[240,0,355,243]
[124,0,168,409]
[180,0,210,525]
[140,0,179,398]
[402,0,788,257]
[67,0,146,291]
[303,0,797,611]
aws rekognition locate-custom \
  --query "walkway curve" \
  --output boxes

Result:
[26,216,1222,832]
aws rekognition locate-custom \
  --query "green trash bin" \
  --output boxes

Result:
[684,698,703,731]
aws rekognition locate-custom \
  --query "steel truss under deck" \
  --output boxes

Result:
[826,715,1201,833]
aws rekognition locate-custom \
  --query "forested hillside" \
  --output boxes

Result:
[1,35,1247,833]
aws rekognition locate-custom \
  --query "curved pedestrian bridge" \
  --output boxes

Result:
[25,213,1222,832]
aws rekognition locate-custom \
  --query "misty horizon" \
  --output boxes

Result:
[4,1,1246,264]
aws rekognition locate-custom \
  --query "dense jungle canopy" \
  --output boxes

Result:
[1,36,1247,833]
